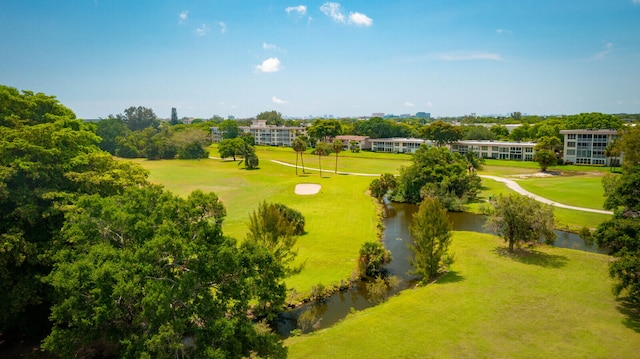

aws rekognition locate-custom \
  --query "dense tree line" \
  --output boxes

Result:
[96,107,211,160]
[0,85,288,357]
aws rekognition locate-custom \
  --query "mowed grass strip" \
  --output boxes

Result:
[286,232,640,358]
[131,154,379,295]
[516,175,607,210]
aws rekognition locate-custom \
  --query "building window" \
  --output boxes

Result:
[568,134,576,140]
[567,149,576,156]
[567,141,575,148]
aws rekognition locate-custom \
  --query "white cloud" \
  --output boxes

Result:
[256,57,282,73]
[404,102,415,107]
[320,3,373,27]
[272,96,288,105]
[433,51,504,61]
[495,28,512,35]
[587,42,614,61]
[179,11,188,23]
[218,22,227,34]
[285,5,307,15]
[263,43,276,50]
[349,12,373,26]
[427,101,433,108]
[195,24,210,37]
[320,2,345,23]
[634,0,640,5]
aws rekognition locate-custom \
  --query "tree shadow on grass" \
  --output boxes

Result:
[435,271,465,285]
[616,297,640,333]
[492,246,569,268]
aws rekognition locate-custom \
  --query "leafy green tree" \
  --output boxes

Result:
[118,106,160,131]
[219,119,240,139]
[485,194,556,252]
[358,241,392,277]
[332,139,343,174]
[420,121,463,147]
[564,112,623,130]
[533,149,557,172]
[308,119,343,143]
[604,140,621,170]
[0,85,149,335]
[369,173,397,202]
[314,141,331,177]
[257,110,284,126]
[464,150,484,173]
[392,145,481,207]
[408,197,454,282]
[218,138,245,160]
[463,125,495,140]
[96,116,129,155]
[173,128,210,159]
[247,201,303,277]
[292,137,307,175]
[490,124,510,139]
[44,187,287,358]
[509,123,532,141]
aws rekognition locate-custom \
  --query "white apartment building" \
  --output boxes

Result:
[369,138,429,154]
[450,140,537,161]
[559,129,621,166]
[211,120,307,147]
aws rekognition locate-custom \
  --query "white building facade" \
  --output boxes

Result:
[450,140,537,161]
[560,129,621,166]
[211,120,307,147]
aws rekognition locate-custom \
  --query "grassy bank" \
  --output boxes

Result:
[285,232,640,358]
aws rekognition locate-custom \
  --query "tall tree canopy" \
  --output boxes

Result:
[591,126,640,302]
[409,197,453,282]
[392,145,481,209]
[256,110,284,126]
[307,119,343,143]
[0,85,149,334]
[564,112,623,130]
[420,121,463,147]
[44,186,286,358]
[118,106,160,131]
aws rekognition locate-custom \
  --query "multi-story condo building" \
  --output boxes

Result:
[450,140,537,161]
[211,120,307,147]
[559,129,622,166]
[369,138,430,154]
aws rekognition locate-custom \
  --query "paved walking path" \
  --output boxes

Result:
[269,160,613,215]
[480,175,613,215]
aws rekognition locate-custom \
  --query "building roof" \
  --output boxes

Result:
[559,129,619,134]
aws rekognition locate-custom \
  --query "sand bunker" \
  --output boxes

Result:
[295,183,321,195]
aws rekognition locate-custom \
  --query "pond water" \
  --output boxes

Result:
[274,202,600,337]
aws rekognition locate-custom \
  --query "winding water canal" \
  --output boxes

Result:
[274,202,600,337]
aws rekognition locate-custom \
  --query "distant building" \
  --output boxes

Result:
[415,112,431,119]
[559,129,621,166]
[371,113,385,118]
[211,119,306,147]
[451,140,537,161]
[369,138,429,154]
[334,135,371,151]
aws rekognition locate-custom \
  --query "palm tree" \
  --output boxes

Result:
[292,137,307,175]
[332,139,343,174]
[604,140,620,172]
[314,141,331,178]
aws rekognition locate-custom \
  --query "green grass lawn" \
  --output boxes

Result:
[285,232,640,358]
[516,175,607,210]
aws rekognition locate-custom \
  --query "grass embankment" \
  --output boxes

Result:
[286,231,640,358]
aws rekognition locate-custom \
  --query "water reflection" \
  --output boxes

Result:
[275,202,602,337]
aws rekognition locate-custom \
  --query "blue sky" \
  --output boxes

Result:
[1,1,639,119]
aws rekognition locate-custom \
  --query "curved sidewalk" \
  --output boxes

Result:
[270,160,380,177]
[480,175,613,215]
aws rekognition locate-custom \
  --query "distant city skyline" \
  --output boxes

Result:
[1,1,639,119]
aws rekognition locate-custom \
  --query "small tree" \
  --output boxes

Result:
[533,149,556,172]
[369,173,397,202]
[247,202,303,276]
[349,140,361,153]
[408,197,454,282]
[314,142,331,177]
[218,138,244,160]
[358,241,392,277]
[485,193,556,252]
[332,139,343,174]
